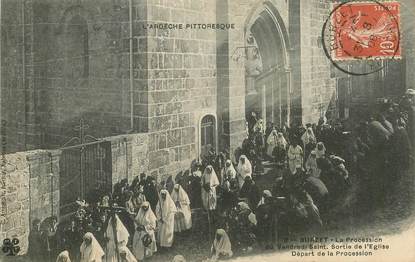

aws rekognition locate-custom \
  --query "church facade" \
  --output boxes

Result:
[1,0,415,250]
[1,0,414,180]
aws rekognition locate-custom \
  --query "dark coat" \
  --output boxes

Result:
[390,127,412,170]
[240,181,261,211]
[27,229,44,261]
[144,180,159,212]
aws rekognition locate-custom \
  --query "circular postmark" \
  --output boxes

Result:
[321,0,401,76]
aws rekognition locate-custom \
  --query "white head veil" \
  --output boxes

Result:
[237,155,252,176]
[315,142,326,158]
[276,132,287,147]
[171,184,190,205]
[56,250,71,262]
[301,127,316,145]
[202,165,220,187]
[135,201,157,227]
[212,229,233,258]
[157,189,177,220]
[106,214,130,246]
[258,190,272,206]
[119,246,137,262]
[172,255,187,262]
[224,160,236,179]
[80,232,105,262]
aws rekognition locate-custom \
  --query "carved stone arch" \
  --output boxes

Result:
[243,1,292,127]
[244,1,290,69]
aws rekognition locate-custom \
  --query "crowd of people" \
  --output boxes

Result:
[26,90,414,262]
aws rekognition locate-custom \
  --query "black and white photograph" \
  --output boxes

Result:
[0,0,414,261]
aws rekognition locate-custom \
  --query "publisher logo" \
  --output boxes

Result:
[2,238,20,256]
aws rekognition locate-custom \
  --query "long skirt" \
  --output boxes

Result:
[133,229,157,261]
[174,208,192,232]
[157,216,175,247]
[202,189,217,211]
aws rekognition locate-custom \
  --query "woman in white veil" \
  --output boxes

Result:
[156,189,177,248]
[315,142,326,159]
[133,201,157,260]
[266,129,278,158]
[201,165,220,211]
[224,159,236,177]
[171,184,192,232]
[56,250,71,262]
[211,229,233,261]
[105,214,130,262]
[119,246,137,262]
[236,155,252,189]
[80,232,105,262]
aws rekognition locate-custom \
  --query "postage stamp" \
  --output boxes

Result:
[331,1,401,60]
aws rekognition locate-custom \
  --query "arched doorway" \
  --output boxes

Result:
[200,114,216,157]
[245,3,290,128]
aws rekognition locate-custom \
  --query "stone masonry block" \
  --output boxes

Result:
[167,129,181,147]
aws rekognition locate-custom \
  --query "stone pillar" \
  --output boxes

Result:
[216,0,246,162]
[288,0,302,126]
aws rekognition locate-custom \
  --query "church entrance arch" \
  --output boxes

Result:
[244,3,291,129]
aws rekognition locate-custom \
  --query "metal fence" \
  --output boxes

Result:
[59,141,112,217]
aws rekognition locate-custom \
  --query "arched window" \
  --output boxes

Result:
[64,14,89,80]
[200,115,216,157]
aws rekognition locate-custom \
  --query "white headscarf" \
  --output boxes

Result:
[306,150,321,177]
[237,202,257,225]
[80,232,105,262]
[212,229,233,258]
[276,132,287,147]
[224,160,236,179]
[315,142,326,158]
[202,165,220,187]
[135,201,157,229]
[171,184,190,206]
[237,155,252,177]
[301,127,316,145]
[172,255,186,262]
[119,246,137,262]
[156,189,177,221]
[254,119,265,134]
[405,89,415,96]
[106,214,130,247]
[56,250,71,262]
[236,155,252,189]
[258,190,272,206]
[266,130,278,145]
[238,201,251,211]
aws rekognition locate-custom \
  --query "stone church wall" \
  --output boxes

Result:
[1,0,140,153]
[299,0,336,125]
[141,0,218,181]
[30,0,135,149]
[1,0,38,153]
[0,149,60,255]
[110,133,149,185]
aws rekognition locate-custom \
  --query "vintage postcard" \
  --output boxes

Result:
[0,0,414,261]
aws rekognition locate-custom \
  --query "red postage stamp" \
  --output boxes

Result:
[332,1,401,60]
